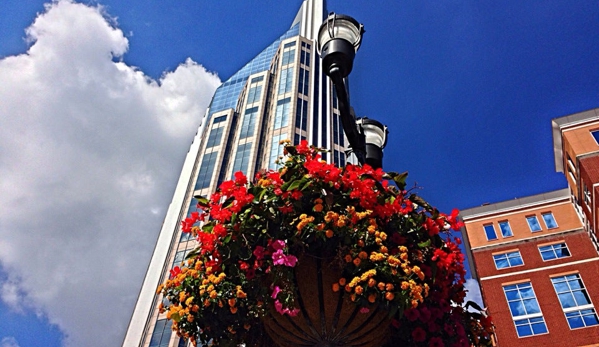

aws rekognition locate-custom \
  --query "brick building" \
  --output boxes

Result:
[461,108,599,346]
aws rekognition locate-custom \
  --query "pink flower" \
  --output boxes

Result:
[274,300,300,316]
[271,286,281,299]
[272,249,286,265]
[272,249,298,267]
[284,254,298,267]
[271,239,286,250]
[359,307,370,314]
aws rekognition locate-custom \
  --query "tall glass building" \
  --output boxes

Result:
[122,1,349,346]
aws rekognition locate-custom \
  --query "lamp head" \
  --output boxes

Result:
[357,118,388,169]
[317,13,364,79]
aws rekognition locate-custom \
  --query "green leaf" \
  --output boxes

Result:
[171,312,181,322]
[194,195,210,208]
[285,179,302,191]
[384,171,408,190]
[418,239,431,248]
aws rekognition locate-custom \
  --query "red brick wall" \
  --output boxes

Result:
[472,231,596,279]
[480,262,599,346]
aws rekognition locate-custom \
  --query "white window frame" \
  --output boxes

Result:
[503,282,548,337]
[541,212,558,229]
[493,250,524,269]
[499,220,514,237]
[526,215,542,232]
[538,242,571,261]
[551,274,599,330]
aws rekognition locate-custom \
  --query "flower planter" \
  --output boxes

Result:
[262,256,391,347]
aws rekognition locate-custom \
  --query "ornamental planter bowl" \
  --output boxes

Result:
[262,256,391,347]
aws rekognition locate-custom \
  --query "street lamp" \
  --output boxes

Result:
[317,12,389,169]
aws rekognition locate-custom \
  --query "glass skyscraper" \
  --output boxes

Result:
[122,1,349,346]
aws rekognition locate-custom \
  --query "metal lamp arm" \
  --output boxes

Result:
[329,67,366,165]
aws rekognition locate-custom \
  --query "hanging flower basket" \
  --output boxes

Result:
[157,141,494,347]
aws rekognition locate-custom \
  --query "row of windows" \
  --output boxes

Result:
[504,274,598,337]
[484,212,558,241]
[493,242,570,269]
[231,142,252,177]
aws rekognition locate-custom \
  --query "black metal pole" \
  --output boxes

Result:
[328,67,366,165]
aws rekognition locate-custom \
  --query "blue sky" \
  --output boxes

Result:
[1,1,598,346]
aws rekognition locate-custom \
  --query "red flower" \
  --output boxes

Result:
[411,327,426,342]
[234,171,248,185]
[404,308,420,322]
[169,266,181,278]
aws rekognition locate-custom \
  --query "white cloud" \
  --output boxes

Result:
[1,337,20,347]
[464,278,484,309]
[0,1,220,347]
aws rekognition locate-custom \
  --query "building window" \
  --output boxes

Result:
[274,98,291,129]
[231,142,252,176]
[551,274,599,329]
[542,212,558,229]
[591,129,599,145]
[172,249,190,269]
[493,251,524,269]
[583,183,591,206]
[503,282,548,337]
[247,85,262,104]
[269,134,285,170]
[149,319,173,347]
[239,107,258,139]
[295,98,308,131]
[278,67,293,94]
[206,126,224,148]
[298,68,309,95]
[332,114,345,147]
[526,215,542,232]
[484,224,498,241]
[281,47,295,66]
[499,221,513,237]
[539,242,570,261]
[195,151,218,189]
[213,115,227,123]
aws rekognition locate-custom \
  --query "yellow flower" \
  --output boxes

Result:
[185,297,194,306]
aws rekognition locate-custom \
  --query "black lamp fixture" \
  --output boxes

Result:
[317,12,389,169]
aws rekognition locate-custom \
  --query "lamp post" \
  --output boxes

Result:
[317,12,388,169]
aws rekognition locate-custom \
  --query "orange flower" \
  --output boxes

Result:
[377,282,386,291]
[368,278,376,287]
[332,283,340,292]
[380,246,388,254]
[344,254,352,263]
[353,258,361,266]
[345,285,352,292]
[325,229,334,238]
[385,283,395,291]
[209,290,218,299]
[338,278,346,286]
[230,306,238,314]
[355,286,364,295]
[385,292,395,301]
[358,251,368,259]
[368,294,377,303]
[357,239,365,247]
[314,204,323,212]
[228,298,236,307]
